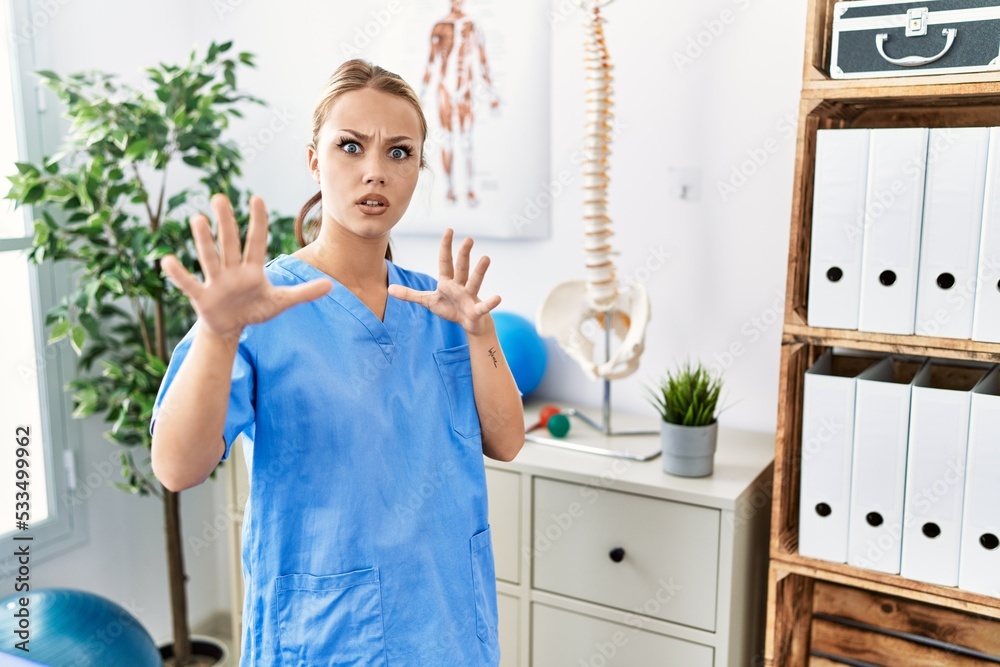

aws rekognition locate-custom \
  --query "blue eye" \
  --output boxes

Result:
[339,140,361,154]
[390,147,410,160]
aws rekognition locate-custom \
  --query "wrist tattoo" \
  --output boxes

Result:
[488,346,498,368]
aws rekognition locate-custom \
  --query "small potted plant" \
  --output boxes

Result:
[647,360,724,477]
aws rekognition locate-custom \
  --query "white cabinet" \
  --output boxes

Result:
[533,477,720,632]
[486,405,774,667]
[498,592,521,665]
[532,603,715,667]
[487,467,522,585]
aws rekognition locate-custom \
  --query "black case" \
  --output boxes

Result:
[830,0,1000,79]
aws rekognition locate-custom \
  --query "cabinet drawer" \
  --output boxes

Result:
[498,593,519,667]
[532,477,720,631]
[531,603,714,667]
[486,467,521,584]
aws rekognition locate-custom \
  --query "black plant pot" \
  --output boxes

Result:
[158,635,229,666]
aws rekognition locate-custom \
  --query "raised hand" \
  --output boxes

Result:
[161,194,332,342]
[387,228,501,337]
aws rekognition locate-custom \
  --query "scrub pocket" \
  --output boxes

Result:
[274,567,387,667]
[434,344,482,439]
[471,526,500,648]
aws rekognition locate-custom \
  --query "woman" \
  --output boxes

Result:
[149,59,523,666]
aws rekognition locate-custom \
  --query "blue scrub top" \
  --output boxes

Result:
[150,254,501,666]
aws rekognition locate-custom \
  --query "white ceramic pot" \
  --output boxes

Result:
[660,420,718,477]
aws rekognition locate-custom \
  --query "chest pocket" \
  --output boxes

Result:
[434,344,482,440]
[274,568,387,666]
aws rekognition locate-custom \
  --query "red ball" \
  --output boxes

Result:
[539,405,561,426]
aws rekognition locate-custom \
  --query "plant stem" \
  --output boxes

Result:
[154,283,167,368]
[132,297,153,357]
[153,163,169,230]
[164,487,193,665]
[131,163,156,225]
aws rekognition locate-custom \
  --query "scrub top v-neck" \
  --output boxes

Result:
[284,254,399,357]
[150,254,501,666]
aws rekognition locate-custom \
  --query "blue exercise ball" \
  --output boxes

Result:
[493,311,547,396]
[0,589,162,667]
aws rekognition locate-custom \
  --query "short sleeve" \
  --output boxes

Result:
[149,321,256,462]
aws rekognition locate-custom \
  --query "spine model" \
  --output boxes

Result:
[582,3,617,312]
[537,0,650,384]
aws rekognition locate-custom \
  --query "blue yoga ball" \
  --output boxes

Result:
[493,311,548,396]
[0,589,162,667]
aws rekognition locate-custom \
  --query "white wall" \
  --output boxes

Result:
[20,0,806,645]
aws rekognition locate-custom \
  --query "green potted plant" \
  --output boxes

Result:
[647,359,725,477]
[5,41,296,666]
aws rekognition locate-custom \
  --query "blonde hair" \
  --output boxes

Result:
[295,59,428,258]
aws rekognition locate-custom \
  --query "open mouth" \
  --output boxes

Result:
[356,194,389,215]
[357,198,389,215]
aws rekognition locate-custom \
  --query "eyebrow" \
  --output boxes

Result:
[338,129,415,144]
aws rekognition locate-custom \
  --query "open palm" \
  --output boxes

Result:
[388,229,501,336]
[161,194,331,341]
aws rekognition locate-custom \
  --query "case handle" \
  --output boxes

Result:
[876,28,957,67]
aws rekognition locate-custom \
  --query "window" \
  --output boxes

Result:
[0,0,87,574]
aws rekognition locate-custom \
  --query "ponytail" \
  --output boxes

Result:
[294,190,392,261]
[293,191,322,248]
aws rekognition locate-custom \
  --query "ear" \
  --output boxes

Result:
[306,144,319,184]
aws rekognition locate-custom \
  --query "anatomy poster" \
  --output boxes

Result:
[364,0,551,239]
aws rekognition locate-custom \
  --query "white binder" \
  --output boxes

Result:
[972,127,1000,343]
[959,364,1000,597]
[900,360,991,587]
[798,352,881,563]
[807,129,871,330]
[914,127,990,339]
[858,128,929,335]
[847,356,926,574]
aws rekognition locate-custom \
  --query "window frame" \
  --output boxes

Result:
[0,0,89,576]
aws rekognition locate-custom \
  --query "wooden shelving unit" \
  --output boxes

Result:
[765,1,1000,665]
[783,326,1000,363]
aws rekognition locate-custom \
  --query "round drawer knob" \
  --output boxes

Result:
[609,547,625,563]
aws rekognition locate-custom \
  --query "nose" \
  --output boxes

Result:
[363,153,388,186]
